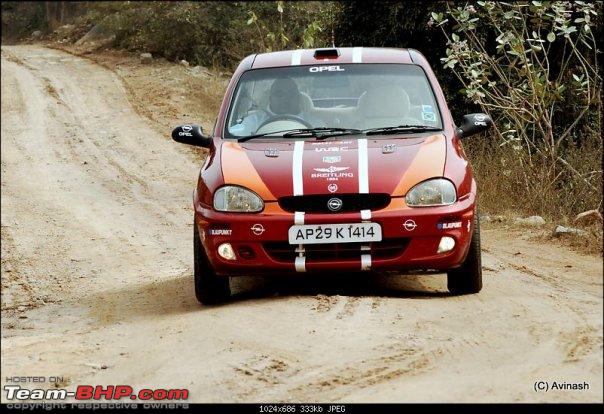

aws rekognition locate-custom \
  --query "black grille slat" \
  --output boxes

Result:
[264,239,408,262]
[279,193,390,213]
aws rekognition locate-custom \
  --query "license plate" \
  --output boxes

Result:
[288,223,382,245]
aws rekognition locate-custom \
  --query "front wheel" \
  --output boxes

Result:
[447,212,482,295]
[194,221,231,304]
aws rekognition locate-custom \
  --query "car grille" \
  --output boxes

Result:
[263,239,408,262]
[278,193,391,213]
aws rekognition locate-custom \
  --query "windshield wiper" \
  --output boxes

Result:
[363,125,442,136]
[237,125,435,142]
[283,127,363,139]
[237,127,363,142]
[237,129,304,142]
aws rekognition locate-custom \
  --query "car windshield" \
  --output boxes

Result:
[225,64,442,139]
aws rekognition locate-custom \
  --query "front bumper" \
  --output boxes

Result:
[194,193,476,276]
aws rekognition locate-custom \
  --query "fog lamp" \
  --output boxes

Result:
[218,243,236,260]
[437,236,455,254]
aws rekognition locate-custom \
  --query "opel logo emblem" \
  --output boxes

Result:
[251,223,265,235]
[327,198,343,212]
[403,219,417,231]
[182,125,192,132]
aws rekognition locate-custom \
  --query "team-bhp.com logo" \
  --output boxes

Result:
[3,385,189,401]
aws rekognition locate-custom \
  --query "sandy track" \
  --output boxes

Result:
[1,45,602,403]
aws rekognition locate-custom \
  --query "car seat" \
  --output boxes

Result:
[356,85,420,129]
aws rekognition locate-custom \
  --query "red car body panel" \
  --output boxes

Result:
[195,47,476,276]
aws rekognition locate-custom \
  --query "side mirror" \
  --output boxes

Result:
[456,113,493,139]
[171,124,212,147]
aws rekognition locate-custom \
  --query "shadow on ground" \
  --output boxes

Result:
[80,270,451,326]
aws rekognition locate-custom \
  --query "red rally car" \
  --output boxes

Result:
[171,47,492,304]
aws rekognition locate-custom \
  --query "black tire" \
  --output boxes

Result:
[194,222,231,305]
[447,212,482,295]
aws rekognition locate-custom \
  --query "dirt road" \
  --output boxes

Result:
[1,45,602,403]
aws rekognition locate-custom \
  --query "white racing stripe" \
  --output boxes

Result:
[361,254,371,271]
[293,141,304,196]
[352,47,363,63]
[291,50,303,66]
[358,138,369,193]
[295,256,306,272]
[294,211,305,225]
[360,209,371,221]
[293,141,305,272]
[359,140,371,265]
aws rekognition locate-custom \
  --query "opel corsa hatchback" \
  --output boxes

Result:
[171,47,492,304]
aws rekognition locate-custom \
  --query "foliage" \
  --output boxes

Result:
[2,2,87,41]
[244,2,333,52]
[1,2,48,40]
[331,1,474,119]
[432,1,602,214]
[83,1,332,69]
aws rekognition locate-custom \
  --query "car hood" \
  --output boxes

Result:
[220,134,447,201]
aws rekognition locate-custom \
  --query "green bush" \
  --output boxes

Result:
[434,1,602,217]
[332,1,477,120]
[85,1,333,69]
[1,1,47,41]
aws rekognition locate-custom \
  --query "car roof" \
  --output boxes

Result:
[251,47,413,69]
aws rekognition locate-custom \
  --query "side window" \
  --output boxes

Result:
[229,82,253,127]
[413,75,440,126]
[227,79,274,136]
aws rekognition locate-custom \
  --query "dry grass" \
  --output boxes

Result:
[479,211,602,256]
[466,135,602,218]
[466,134,602,255]
[541,223,603,256]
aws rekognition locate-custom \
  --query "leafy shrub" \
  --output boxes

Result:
[332,1,475,120]
[85,1,333,69]
[432,1,602,217]
[1,2,48,41]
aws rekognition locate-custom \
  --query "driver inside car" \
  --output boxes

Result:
[229,78,322,136]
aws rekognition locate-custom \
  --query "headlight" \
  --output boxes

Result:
[213,186,264,212]
[405,178,457,207]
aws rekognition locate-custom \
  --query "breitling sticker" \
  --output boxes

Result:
[311,169,354,181]
[314,166,349,174]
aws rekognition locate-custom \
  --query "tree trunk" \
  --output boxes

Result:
[60,1,66,24]
[45,1,51,25]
